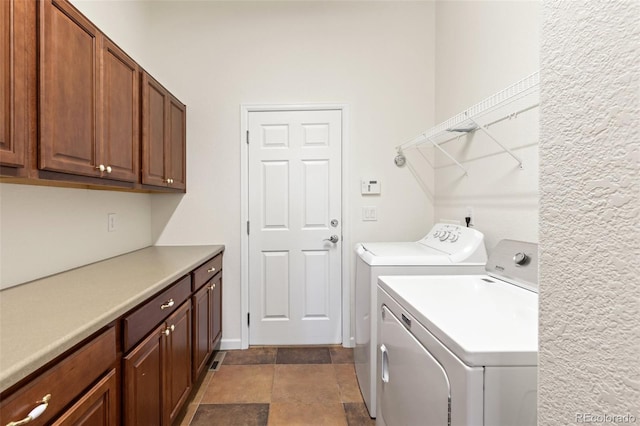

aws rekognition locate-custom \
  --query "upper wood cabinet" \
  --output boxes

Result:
[100,38,140,182]
[1,0,186,191]
[141,72,186,191]
[0,0,32,169]
[38,0,140,183]
[39,0,100,177]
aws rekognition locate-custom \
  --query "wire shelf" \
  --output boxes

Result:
[396,71,540,173]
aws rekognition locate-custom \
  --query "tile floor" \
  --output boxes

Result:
[180,346,376,426]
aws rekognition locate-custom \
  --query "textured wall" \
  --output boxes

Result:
[539,1,640,424]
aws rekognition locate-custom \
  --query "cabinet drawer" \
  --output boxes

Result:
[0,327,116,426]
[123,275,191,352]
[192,254,222,291]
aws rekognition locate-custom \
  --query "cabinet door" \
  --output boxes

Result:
[101,37,139,182]
[52,369,117,426]
[168,96,186,190]
[192,283,212,380]
[124,323,165,426]
[210,274,222,349]
[141,72,168,187]
[39,0,101,177]
[164,301,192,425]
[0,0,29,168]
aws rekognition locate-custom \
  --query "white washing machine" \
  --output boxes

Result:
[377,240,539,426]
[354,223,487,418]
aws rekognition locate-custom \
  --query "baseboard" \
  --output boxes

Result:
[220,338,242,350]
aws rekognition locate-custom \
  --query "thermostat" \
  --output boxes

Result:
[361,178,381,195]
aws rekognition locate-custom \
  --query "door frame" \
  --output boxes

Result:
[240,103,351,349]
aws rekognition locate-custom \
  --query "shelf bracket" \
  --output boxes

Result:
[468,118,523,169]
[427,136,468,176]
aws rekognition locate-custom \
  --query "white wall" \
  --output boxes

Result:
[0,1,155,289]
[0,185,152,287]
[141,1,436,347]
[432,1,541,251]
[539,1,640,423]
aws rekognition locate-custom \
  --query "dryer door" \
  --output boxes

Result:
[379,305,451,426]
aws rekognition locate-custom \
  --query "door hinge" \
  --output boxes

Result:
[247,312,250,327]
[246,130,250,144]
[247,221,250,235]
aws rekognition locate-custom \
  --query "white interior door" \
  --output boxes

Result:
[248,109,342,345]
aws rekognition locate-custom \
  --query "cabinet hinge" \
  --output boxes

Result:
[247,221,250,235]
[246,130,250,144]
[247,313,250,327]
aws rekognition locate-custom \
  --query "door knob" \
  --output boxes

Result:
[324,235,339,243]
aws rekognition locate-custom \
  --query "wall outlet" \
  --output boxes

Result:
[465,207,474,227]
[108,213,117,232]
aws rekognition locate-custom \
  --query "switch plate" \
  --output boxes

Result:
[362,206,377,221]
[108,213,117,232]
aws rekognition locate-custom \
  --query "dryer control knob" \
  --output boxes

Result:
[439,232,450,241]
[514,252,529,265]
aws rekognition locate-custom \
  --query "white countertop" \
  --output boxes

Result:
[0,245,224,393]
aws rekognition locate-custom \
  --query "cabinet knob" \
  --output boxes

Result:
[106,166,112,174]
[209,283,216,290]
[160,299,175,310]
[207,267,216,273]
[169,178,174,184]
[170,324,175,332]
[5,394,51,426]
[164,328,170,336]
[96,164,105,172]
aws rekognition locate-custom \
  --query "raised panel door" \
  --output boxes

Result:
[141,72,167,187]
[39,0,100,177]
[0,0,29,168]
[210,275,222,349]
[101,37,139,182]
[164,302,192,425]
[248,109,342,345]
[52,369,117,426]
[0,0,7,160]
[168,96,186,190]
[192,283,211,380]
[123,323,164,426]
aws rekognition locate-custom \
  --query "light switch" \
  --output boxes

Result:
[362,206,377,221]
[361,178,381,195]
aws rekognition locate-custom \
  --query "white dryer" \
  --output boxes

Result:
[354,223,487,418]
[377,240,539,426]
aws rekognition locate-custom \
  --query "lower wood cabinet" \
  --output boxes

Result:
[52,369,118,426]
[124,300,192,426]
[0,327,117,426]
[165,301,192,424]
[1,250,223,426]
[192,272,222,380]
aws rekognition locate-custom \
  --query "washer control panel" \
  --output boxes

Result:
[422,224,468,245]
[418,223,486,262]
